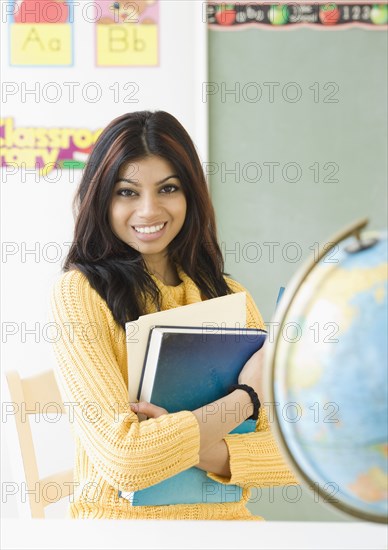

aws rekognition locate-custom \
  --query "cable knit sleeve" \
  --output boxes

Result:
[50,270,200,493]
[206,277,298,488]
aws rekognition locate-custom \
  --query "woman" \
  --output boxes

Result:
[51,110,296,520]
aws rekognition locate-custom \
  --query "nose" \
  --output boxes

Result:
[137,192,162,220]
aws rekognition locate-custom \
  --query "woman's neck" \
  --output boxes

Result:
[144,258,181,286]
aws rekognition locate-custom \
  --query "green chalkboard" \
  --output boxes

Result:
[209,27,387,320]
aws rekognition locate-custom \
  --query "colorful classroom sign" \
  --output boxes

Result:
[8,0,74,66]
[207,2,388,29]
[94,1,159,67]
[0,117,102,173]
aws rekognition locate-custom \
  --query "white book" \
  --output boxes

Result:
[125,292,247,402]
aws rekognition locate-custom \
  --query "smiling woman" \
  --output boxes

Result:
[50,110,296,520]
[109,156,187,286]
[61,110,232,324]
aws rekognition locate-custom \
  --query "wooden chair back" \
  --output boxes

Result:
[4,370,73,518]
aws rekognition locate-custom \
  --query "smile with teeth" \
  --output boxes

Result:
[133,222,166,234]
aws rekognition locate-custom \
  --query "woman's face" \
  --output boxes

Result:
[109,155,187,267]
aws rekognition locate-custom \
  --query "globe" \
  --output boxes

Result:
[265,219,387,523]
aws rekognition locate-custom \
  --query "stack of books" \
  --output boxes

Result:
[120,292,266,506]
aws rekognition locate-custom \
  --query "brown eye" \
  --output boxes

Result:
[160,185,179,193]
[117,188,136,197]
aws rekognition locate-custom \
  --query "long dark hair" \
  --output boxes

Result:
[63,110,232,327]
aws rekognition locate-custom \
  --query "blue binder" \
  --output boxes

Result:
[119,326,266,506]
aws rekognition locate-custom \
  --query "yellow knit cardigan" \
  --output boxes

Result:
[50,266,296,520]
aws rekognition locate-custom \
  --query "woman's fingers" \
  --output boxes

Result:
[130,401,168,419]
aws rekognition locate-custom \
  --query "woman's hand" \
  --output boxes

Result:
[130,401,168,420]
[237,340,267,400]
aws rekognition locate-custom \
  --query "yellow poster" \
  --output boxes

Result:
[94,1,159,67]
[9,0,73,66]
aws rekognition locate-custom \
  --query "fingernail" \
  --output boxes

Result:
[130,403,139,412]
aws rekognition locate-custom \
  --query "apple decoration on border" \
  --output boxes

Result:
[215,4,237,26]
[268,4,289,26]
[319,3,341,25]
[370,4,388,25]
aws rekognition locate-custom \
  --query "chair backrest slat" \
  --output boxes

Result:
[22,371,66,413]
[5,370,73,518]
[39,469,74,508]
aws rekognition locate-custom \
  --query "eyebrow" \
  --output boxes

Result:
[115,175,180,187]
